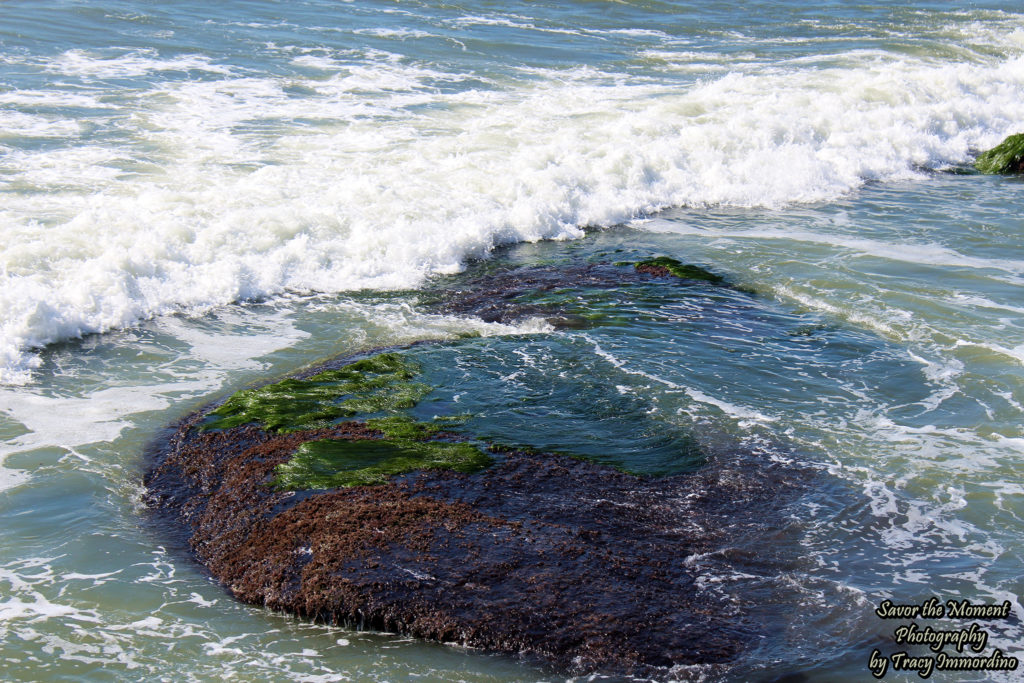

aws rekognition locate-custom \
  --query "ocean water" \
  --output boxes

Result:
[1,1,1023,680]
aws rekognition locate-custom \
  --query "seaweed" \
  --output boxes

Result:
[975,133,1024,175]
[364,414,467,440]
[270,437,492,489]
[632,257,725,284]
[202,353,429,433]
[202,352,490,489]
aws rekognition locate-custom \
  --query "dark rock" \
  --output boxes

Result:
[144,410,808,679]
[420,260,732,328]
[143,259,793,678]
[633,257,726,284]
[420,263,648,326]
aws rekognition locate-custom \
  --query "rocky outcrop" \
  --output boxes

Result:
[975,133,1024,174]
[145,386,806,678]
[420,259,733,327]
[144,259,804,679]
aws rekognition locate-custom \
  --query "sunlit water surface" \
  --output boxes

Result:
[2,1,1023,680]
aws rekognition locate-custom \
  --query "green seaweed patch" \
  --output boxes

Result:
[975,133,1024,174]
[270,437,492,490]
[631,257,725,284]
[365,414,468,440]
[202,353,430,433]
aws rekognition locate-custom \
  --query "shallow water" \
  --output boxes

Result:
[2,1,1023,681]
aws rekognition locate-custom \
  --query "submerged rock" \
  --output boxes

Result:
[144,257,800,678]
[420,262,644,326]
[145,422,804,677]
[420,259,733,328]
[632,256,726,283]
[145,348,808,679]
[974,133,1024,174]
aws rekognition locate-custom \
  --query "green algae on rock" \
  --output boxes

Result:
[974,133,1024,174]
[271,437,492,490]
[202,353,429,433]
[269,413,492,491]
[365,414,468,440]
[200,353,492,490]
[633,257,725,283]
[144,283,815,677]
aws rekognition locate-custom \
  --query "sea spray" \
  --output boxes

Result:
[3,18,1024,382]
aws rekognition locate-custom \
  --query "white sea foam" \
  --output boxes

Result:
[0,90,106,108]
[772,285,902,338]
[1,35,1023,383]
[0,303,323,490]
[954,340,1024,366]
[351,28,435,40]
[0,466,29,492]
[680,387,778,425]
[0,549,375,680]
[43,49,234,79]
[0,386,170,452]
[156,309,309,369]
[0,112,82,138]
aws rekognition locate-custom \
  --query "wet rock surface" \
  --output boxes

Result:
[144,261,808,679]
[419,262,642,325]
[632,257,727,284]
[420,260,729,327]
[145,408,808,678]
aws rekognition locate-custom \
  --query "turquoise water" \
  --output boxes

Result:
[2,1,1023,680]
